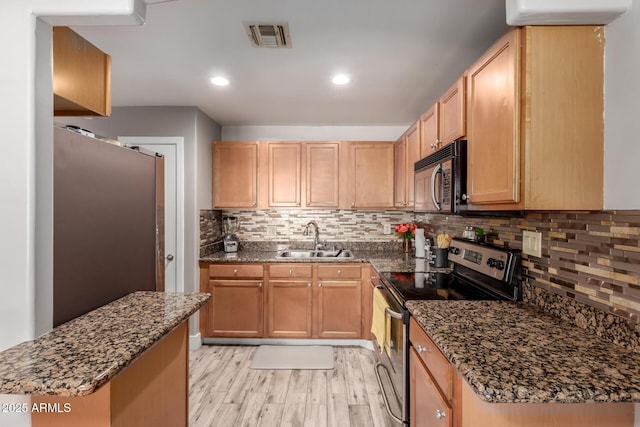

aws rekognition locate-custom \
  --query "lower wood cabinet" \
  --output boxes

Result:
[200,262,366,339]
[410,347,452,427]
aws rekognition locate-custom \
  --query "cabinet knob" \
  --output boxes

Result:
[318,282,323,288]
[417,345,431,354]
[435,409,446,420]
[337,270,342,275]
[288,269,294,276]
[430,143,437,149]
[233,268,238,274]
[351,203,355,208]
[462,194,471,201]
[258,282,263,288]
[307,282,312,287]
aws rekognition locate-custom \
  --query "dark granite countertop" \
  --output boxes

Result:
[200,249,428,273]
[406,300,640,404]
[0,291,210,396]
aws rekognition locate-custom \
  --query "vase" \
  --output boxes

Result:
[402,238,412,254]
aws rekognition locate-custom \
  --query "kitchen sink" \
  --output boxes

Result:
[276,249,353,259]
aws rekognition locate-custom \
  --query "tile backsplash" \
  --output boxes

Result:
[200,208,640,327]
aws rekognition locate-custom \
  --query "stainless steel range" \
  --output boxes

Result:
[371,238,522,425]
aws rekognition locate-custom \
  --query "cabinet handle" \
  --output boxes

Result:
[233,268,238,275]
[252,202,257,206]
[351,203,355,208]
[430,143,437,149]
[258,282,263,288]
[417,345,431,354]
[318,282,323,288]
[288,269,294,276]
[462,194,471,201]
[337,270,342,275]
[435,409,446,420]
[307,282,312,287]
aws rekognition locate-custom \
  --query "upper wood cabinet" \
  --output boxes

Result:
[465,26,604,211]
[306,142,340,207]
[268,142,302,207]
[420,77,465,157]
[212,142,258,208]
[394,121,421,209]
[346,142,395,209]
[53,27,111,117]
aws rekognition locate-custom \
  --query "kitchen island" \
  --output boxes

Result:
[0,291,209,426]
[407,299,638,426]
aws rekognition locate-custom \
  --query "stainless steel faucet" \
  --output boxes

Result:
[303,221,321,250]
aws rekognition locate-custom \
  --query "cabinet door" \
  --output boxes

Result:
[268,143,302,207]
[410,348,452,427]
[212,142,258,208]
[466,29,520,206]
[394,136,407,208]
[405,121,421,208]
[316,280,362,338]
[439,77,466,146]
[267,280,313,338]
[420,103,439,156]
[207,280,263,337]
[348,142,394,209]
[306,142,340,207]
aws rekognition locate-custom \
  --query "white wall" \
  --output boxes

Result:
[222,125,407,141]
[604,1,639,208]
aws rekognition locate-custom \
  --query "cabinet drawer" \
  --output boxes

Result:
[269,264,313,278]
[209,264,264,278]
[410,317,452,400]
[317,264,361,279]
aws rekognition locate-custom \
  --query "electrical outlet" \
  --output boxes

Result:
[266,225,276,236]
[522,230,542,258]
[383,224,391,235]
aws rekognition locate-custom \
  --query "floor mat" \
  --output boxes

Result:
[250,345,334,370]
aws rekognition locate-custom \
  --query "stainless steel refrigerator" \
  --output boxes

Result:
[53,126,164,327]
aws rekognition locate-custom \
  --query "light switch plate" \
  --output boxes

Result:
[522,230,542,258]
[383,224,391,235]
[266,225,276,236]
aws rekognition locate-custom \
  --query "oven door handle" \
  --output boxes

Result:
[374,286,404,319]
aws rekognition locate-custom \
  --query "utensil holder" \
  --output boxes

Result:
[429,248,449,268]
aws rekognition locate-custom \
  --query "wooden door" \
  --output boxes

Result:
[466,29,520,206]
[348,142,394,209]
[212,142,258,208]
[410,348,453,427]
[306,142,340,207]
[207,279,263,337]
[316,280,362,338]
[394,136,407,208]
[405,120,421,208]
[439,77,466,146]
[268,142,301,207]
[420,103,439,156]
[267,280,313,338]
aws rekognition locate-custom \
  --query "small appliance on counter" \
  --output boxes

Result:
[222,215,240,253]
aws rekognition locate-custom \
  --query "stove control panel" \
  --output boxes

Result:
[448,239,517,282]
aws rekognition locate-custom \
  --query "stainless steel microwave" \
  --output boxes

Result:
[414,140,467,213]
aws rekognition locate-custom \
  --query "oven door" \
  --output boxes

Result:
[371,284,407,425]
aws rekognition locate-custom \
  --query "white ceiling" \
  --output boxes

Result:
[72,0,508,127]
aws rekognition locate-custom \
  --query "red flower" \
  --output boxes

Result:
[394,223,417,240]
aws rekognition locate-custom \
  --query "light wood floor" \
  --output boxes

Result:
[189,345,398,427]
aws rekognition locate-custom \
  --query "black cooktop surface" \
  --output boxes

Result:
[381,270,504,304]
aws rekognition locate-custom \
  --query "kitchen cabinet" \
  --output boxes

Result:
[267,142,302,207]
[53,27,112,117]
[409,317,632,427]
[267,264,313,338]
[202,263,264,337]
[306,142,340,207]
[394,121,421,209]
[316,265,362,338]
[346,142,395,209]
[419,77,465,157]
[465,26,604,210]
[212,141,258,208]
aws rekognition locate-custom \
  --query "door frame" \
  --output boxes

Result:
[118,136,185,293]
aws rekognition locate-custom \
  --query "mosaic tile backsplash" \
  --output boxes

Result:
[200,208,640,331]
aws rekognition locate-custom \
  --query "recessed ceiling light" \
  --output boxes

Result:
[332,74,351,85]
[210,76,230,87]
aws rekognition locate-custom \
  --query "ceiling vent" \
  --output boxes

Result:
[243,22,291,48]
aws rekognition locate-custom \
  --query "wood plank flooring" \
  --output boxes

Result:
[189,345,398,427]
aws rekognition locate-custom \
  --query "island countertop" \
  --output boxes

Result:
[406,300,640,404]
[0,291,210,396]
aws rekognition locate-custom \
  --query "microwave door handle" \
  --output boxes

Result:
[431,165,442,211]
